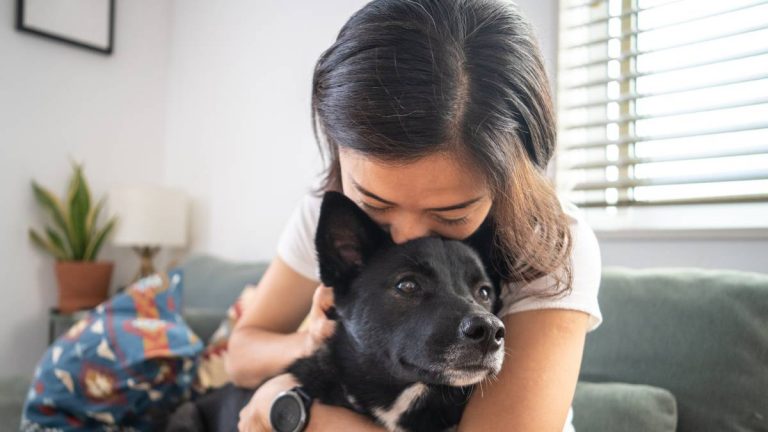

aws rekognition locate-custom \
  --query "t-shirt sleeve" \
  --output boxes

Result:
[276,192,322,282]
[497,199,603,332]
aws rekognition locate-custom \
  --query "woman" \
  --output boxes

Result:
[228,0,602,430]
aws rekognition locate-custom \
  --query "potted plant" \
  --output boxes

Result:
[29,162,118,313]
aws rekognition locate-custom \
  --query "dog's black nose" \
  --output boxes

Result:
[459,314,505,349]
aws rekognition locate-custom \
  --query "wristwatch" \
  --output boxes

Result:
[269,386,314,432]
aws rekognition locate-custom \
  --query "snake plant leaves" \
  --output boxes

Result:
[29,228,68,260]
[31,181,73,248]
[86,196,106,238]
[67,163,91,260]
[45,226,70,258]
[29,162,116,262]
[83,217,117,262]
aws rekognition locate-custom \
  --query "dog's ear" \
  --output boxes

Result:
[315,191,388,289]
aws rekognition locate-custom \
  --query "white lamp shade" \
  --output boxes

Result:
[108,186,188,248]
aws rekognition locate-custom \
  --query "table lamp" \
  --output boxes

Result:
[108,186,188,283]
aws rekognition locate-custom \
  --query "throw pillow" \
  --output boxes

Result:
[21,269,203,431]
[572,381,678,432]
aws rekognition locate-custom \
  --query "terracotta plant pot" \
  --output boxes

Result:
[54,261,114,313]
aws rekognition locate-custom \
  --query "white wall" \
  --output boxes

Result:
[0,0,174,379]
[162,0,366,262]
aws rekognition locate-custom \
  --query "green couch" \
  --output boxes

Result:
[178,256,768,431]
[4,256,766,431]
[573,266,768,432]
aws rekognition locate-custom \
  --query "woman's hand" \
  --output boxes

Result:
[238,286,338,431]
[301,284,337,357]
[238,373,299,432]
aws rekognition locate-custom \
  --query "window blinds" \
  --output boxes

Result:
[555,0,768,208]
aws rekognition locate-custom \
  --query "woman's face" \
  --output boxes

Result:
[339,148,493,244]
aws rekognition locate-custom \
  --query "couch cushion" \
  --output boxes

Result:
[580,266,768,432]
[572,381,677,432]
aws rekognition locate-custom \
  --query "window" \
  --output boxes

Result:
[555,0,768,235]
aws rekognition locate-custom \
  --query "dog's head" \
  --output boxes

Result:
[315,191,505,386]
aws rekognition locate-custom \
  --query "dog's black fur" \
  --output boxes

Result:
[166,191,505,432]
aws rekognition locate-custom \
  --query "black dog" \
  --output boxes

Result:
[167,191,505,432]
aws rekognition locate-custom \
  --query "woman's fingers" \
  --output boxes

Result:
[314,285,336,337]
[317,311,337,339]
[303,285,337,355]
[312,284,335,313]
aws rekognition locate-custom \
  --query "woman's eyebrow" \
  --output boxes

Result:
[353,180,397,205]
[425,197,483,212]
[353,179,483,211]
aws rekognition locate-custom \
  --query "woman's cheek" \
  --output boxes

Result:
[434,224,476,240]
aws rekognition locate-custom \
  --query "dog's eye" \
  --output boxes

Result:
[477,285,492,302]
[395,278,420,295]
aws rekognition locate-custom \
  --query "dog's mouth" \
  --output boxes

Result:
[398,356,499,387]
[398,357,441,379]
[451,362,493,372]
[441,367,494,387]
[441,343,506,386]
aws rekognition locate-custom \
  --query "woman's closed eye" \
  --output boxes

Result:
[433,215,470,225]
[363,201,469,225]
[360,201,392,213]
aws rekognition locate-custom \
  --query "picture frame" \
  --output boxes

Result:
[16,0,116,55]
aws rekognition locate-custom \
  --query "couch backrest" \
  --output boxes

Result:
[580,266,768,432]
[176,254,269,341]
[177,253,268,310]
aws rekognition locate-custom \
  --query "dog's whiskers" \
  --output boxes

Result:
[458,385,474,404]
[502,346,514,359]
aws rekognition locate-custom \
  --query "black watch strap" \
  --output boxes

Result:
[293,386,314,409]
[291,386,313,432]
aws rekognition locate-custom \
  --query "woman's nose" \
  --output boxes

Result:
[389,215,433,244]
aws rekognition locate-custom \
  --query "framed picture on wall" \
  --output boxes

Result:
[16,0,115,55]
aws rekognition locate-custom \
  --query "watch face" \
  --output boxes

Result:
[270,393,304,432]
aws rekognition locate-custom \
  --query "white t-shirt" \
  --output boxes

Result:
[275,191,602,431]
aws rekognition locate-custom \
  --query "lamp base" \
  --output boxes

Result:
[131,246,161,283]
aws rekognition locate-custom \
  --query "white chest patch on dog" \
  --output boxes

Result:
[373,383,428,432]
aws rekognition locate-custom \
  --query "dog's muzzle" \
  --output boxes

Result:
[439,313,506,386]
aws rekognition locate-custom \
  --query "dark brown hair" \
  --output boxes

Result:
[310,0,573,298]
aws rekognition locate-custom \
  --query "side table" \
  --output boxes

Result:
[48,308,91,344]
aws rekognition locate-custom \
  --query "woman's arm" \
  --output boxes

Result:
[226,256,329,388]
[458,309,591,432]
